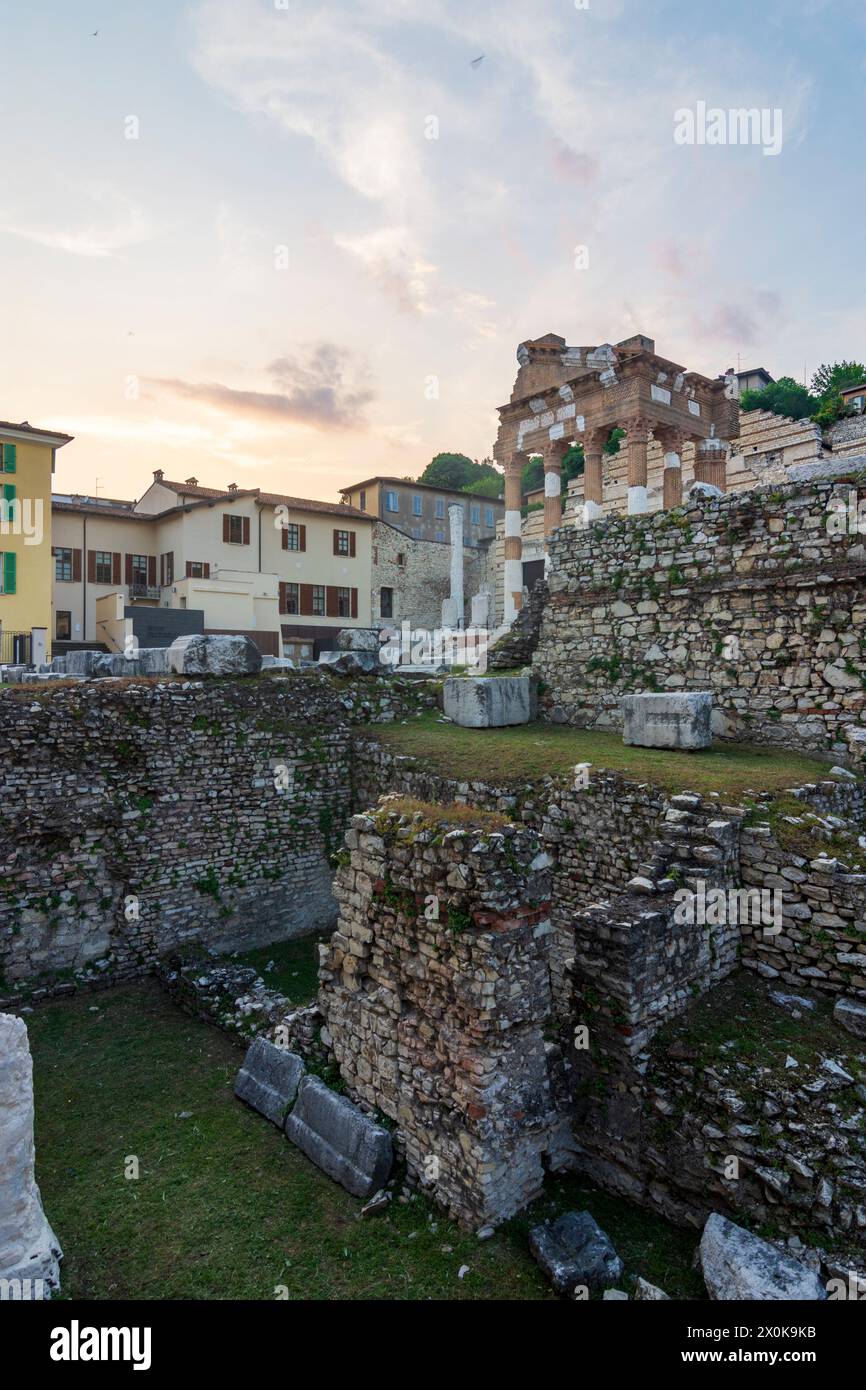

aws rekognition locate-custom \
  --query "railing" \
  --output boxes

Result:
[0,630,32,664]
[128,583,161,600]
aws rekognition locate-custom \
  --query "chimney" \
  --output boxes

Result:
[153,468,164,482]
[185,476,198,486]
[227,482,238,491]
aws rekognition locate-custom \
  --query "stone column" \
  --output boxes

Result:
[503,451,524,623]
[0,1013,62,1296]
[543,441,564,539]
[659,430,687,510]
[694,435,727,491]
[626,417,651,515]
[441,502,465,629]
[582,430,605,526]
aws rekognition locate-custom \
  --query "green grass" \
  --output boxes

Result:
[372,712,839,798]
[229,934,329,1004]
[744,795,865,865]
[27,983,703,1300]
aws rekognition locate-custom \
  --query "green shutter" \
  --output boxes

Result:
[3,551,15,594]
[3,483,15,502]
[3,444,16,473]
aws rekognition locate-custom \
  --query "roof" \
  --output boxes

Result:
[53,499,149,520]
[735,367,774,383]
[341,475,505,503]
[840,383,866,396]
[0,419,73,445]
[156,478,371,522]
[157,478,258,500]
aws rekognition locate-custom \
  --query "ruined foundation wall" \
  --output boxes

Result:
[536,476,866,752]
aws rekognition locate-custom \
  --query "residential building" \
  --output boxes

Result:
[734,367,774,396]
[52,471,372,660]
[0,419,73,662]
[340,475,503,546]
[840,383,866,414]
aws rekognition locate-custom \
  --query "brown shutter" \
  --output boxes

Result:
[242,516,250,545]
[299,524,306,552]
[326,586,338,618]
[112,553,121,585]
[147,556,156,587]
[72,549,82,582]
[281,526,288,551]
[300,584,314,616]
[88,550,97,582]
[278,581,286,615]
[159,554,165,586]
[332,529,339,555]
[186,561,193,578]
[223,514,230,542]
[351,588,358,618]
[125,553,132,585]
[349,531,356,557]
[203,563,210,579]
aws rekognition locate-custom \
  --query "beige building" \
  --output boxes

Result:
[52,472,372,659]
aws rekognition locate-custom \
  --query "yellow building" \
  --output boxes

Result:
[0,419,73,661]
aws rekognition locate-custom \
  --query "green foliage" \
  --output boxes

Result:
[462,471,504,499]
[419,453,500,492]
[811,360,866,400]
[603,427,625,457]
[740,376,816,421]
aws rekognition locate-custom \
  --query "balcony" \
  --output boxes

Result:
[128,583,161,601]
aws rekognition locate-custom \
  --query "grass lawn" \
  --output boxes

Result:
[371,712,840,799]
[27,982,704,1301]
[229,934,329,1004]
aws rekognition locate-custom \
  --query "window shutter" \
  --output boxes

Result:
[222,515,230,542]
[326,586,338,618]
[112,552,121,585]
[281,526,288,551]
[299,524,306,552]
[3,550,15,594]
[147,556,157,587]
[278,581,286,615]
[349,532,356,557]
[4,444,16,472]
[159,554,165,587]
[242,517,250,545]
[73,549,82,583]
[300,584,313,616]
[203,563,210,579]
[125,554,133,585]
[351,588,358,618]
[88,550,96,583]
[333,529,339,555]
[3,483,16,502]
[186,561,193,578]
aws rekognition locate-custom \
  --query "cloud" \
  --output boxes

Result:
[149,343,375,429]
[548,138,598,185]
[0,188,153,258]
[333,226,436,316]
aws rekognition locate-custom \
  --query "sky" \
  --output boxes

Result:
[2,0,864,504]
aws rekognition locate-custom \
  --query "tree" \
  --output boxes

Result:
[811,361,866,399]
[419,452,500,492]
[740,377,816,421]
[462,472,503,499]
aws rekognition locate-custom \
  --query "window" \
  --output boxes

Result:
[0,443,16,473]
[335,529,350,556]
[285,523,301,550]
[412,495,422,516]
[95,551,113,584]
[359,490,366,511]
[285,582,299,614]
[336,587,351,618]
[411,527,421,540]
[396,552,405,567]
[380,586,393,619]
[435,529,445,543]
[55,547,73,582]
[435,498,445,519]
[226,514,245,545]
[56,611,71,641]
[187,561,208,579]
[385,490,399,512]
[131,554,149,587]
[485,507,494,527]
[312,585,326,616]
[159,552,174,586]
[0,551,15,593]
[471,505,480,525]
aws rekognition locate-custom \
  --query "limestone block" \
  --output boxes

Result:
[234,1037,305,1127]
[621,692,713,750]
[700,1213,825,1300]
[529,1211,623,1296]
[443,676,536,728]
[833,996,866,1040]
[167,634,261,675]
[336,628,380,653]
[260,655,297,669]
[284,1076,393,1199]
[318,649,378,675]
[92,649,169,678]
[0,1014,61,1297]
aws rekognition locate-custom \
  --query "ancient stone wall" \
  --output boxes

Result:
[371,520,489,630]
[828,415,866,459]
[536,475,866,751]
[320,806,559,1227]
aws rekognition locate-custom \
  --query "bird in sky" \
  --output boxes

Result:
[471,55,484,68]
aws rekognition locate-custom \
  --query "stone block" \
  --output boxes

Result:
[529,1211,623,1296]
[284,1076,393,1198]
[0,1014,62,1297]
[166,634,261,675]
[92,649,169,678]
[621,692,713,750]
[834,996,866,1040]
[336,628,380,653]
[234,1037,305,1127]
[260,655,296,669]
[318,650,378,675]
[443,675,536,728]
[700,1213,825,1300]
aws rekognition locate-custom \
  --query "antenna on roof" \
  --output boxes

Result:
[94,477,102,497]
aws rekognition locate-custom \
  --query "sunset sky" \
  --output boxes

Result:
[3,0,864,504]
